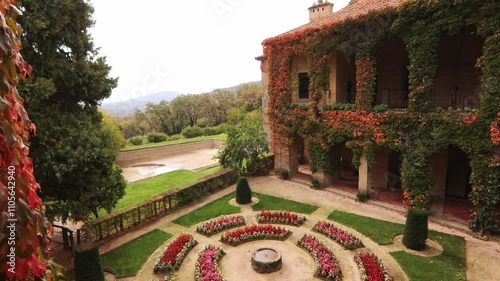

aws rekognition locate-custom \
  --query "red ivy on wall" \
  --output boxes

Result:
[0,2,62,280]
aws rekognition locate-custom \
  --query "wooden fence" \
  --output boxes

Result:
[80,169,239,244]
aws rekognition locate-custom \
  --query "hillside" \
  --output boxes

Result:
[100,81,262,117]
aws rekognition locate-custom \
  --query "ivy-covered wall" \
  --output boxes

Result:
[262,0,500,233]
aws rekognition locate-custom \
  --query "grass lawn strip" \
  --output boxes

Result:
[328,211,466,281]
[328,210,404,245]
[97,170,202,217]
[122,134,226,151]
[100,229,172,278]
[252,192,318,214]
[173,192,240,227]
[390,231,466,281]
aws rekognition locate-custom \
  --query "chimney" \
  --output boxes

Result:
[308,0,334,22]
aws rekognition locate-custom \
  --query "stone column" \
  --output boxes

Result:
[274,141,299,177]
[358,154,372,194]
[313,170,335,188]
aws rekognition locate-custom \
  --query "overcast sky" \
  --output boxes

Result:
[90,0,350,103]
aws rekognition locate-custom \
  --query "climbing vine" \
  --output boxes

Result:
[262,0,499,233]
[0,1,63,280]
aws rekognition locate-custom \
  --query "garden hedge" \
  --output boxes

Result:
[236,177,252,204]
[74,245,105,281]
[402,209,429,250]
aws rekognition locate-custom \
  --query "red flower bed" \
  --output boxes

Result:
[195,245,226,281]
[196,215,246,236]
[354,252,393,281]
[220,224,292,246]
[297,234,342,281]
[256,209,307,226]
[313,221,364,250]
[154,234,198,273]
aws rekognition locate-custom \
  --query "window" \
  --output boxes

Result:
[298,72,310,99]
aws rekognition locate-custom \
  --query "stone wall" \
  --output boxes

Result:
[116,139,224,167]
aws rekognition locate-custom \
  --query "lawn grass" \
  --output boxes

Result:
[328,211,466,281]
[391,231,466,281]
[252,192,318,214]
[173,192,240,227]
[98,170,202,217]
[328,210,404,244]
[195,165,223,176]
[121,134,227,151]
[100,229,172,278]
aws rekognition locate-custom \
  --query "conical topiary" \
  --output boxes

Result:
[236,177,252,204]
[402,208,428,250]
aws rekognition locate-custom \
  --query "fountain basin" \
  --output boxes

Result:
[251,247,282,274]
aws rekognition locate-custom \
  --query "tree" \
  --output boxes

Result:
[170,94,201,128]
[0,2,63,280]
[101,110,126,151]
[217,110,269,175]
[236,83,262,112]
[200,89,236,126]
[17,0,126,221]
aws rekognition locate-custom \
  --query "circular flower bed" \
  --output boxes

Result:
[313,221,364,250]
[154,234,198,273]
[196,215,246,236]
[256,209,307,226]
[195,245,226,281]
[297,234,342,281]
[354,252,393,281]
[220,224,292,246]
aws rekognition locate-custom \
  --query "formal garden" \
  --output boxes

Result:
[84,177,467,281]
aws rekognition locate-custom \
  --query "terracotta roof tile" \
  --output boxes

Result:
[268,0,405,41]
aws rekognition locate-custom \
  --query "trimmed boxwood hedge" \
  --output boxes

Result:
[402,209,429,250]
[74,245,105,281]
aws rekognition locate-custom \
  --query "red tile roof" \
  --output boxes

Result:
[267,0,405,41]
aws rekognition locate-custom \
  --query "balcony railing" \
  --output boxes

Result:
[335,89,481,109]
[377,89,409,109]
[432,90,480,109]
[336,92,355,104]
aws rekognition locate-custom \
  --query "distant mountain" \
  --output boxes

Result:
[100,81,262,117]
[100,91,181,117]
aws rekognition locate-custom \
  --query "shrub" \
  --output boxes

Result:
[373,104,389,112]
[128,136,144,146]
[74,245,105,281]
[181,125,203,138]
[311,178,321,189]
[402,209,428,250]
[323,103,356,111]
[215,123,228,134]
[202,127,219,136]
[280,169,290,180]
[167,134,183,141]
[356,192,369,202]
[236,177,252,204]
[147,132,168,143]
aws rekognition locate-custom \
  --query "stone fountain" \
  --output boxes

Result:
[251,247,282,274]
